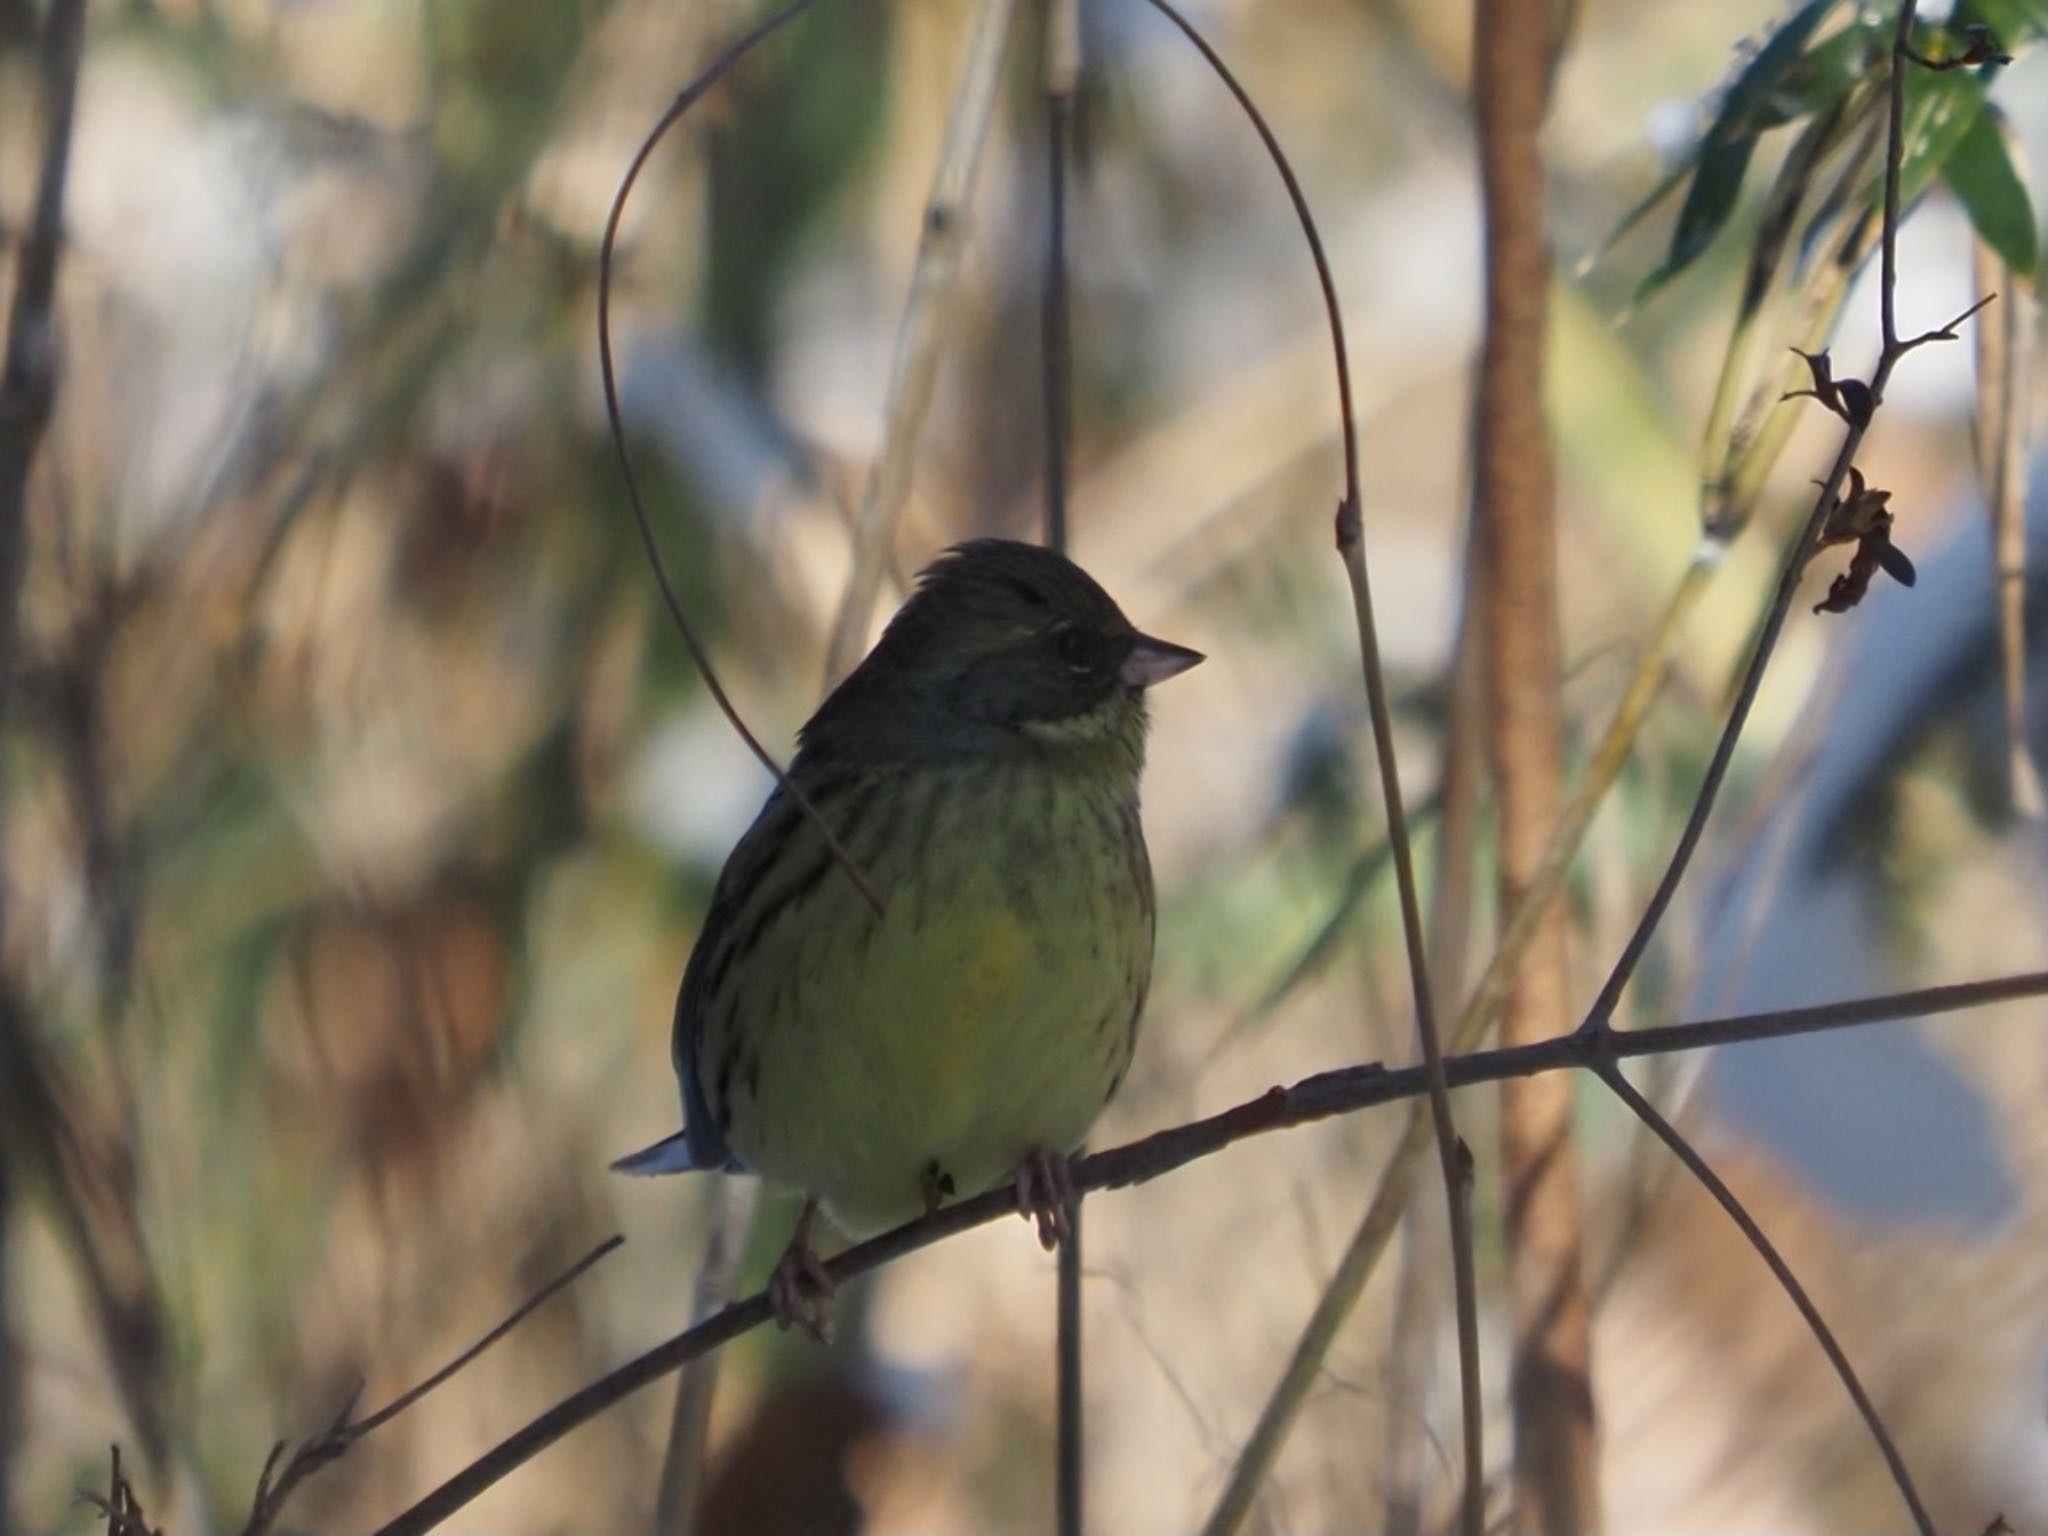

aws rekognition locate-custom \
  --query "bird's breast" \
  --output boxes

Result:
[715,757,1152,1234]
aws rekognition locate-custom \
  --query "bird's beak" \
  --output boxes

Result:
[1120,632,1205,689]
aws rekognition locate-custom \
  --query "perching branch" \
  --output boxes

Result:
[565,13,2004,1536]
[364,968,2048,1536]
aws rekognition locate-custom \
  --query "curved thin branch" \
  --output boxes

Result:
[366,969,2048,1536]
[597,0,884,914]
[1592,1063,1935,1536]
[1122,3,1476,1525]
[243,1236,623,1536]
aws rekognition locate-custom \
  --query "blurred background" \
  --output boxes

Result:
[4,0,2047,1532]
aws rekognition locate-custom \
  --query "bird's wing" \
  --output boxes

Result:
[665,782,814,1175]
[609,1130,704,1175]
[674,928,739,1170]
[610,786,795,1179]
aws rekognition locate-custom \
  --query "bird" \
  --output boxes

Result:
[614,538,1202,1333]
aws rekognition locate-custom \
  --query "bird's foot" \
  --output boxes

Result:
[1013,1148,1079,1250]
[920,1158,956,1217]
[767,1200,835,1342]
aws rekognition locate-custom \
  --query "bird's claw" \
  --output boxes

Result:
[768,1203,834,1342]
[1014,1148,1079,1250]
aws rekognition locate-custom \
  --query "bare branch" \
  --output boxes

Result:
[1591,1064,1935,1536]
[1890,291,1998,364]
[241,1235,622,1536]
[366,969,2048,1536]
[80,1446,162,1536]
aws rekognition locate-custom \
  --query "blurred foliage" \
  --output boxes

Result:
[1632,0,2042,303]
[2,2,2046,1534]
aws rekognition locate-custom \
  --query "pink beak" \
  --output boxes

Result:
[1120,633,1205,689]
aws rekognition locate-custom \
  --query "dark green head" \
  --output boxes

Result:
[800,540,1202,770]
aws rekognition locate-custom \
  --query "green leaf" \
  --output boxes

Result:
[1896,66,1988,207]
[1757,17,1888,128]
[1578,156,1694,280]
[1739,93,1854,317]
[1638,0,1841,300]
[1943,105,2040,274]
[1954,0,2048,45]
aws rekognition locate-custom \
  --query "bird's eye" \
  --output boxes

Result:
[1054,626,1103,676]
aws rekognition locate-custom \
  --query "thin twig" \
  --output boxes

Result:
[1201,541,1717,1532]
[819,0,1019,683]
[1116,4,1474,1528]
[650,1179,755,1536]
[241,1235,623,1536]
[1880,5,1910,359]
[1056,1181,1084,1536]
[1041,0,1079,557]
[1591,1062,1936,1535]
[1573,9,1973,1532]
[0,0,85,711]
[79,1445,161,1536]
[1584,0,1987,1032]
[597,0,886,915]
[1042,3,1085,1529]
[1970,202,2042,817]
[365,968,2048,1536]
[1385,531,1485,1536]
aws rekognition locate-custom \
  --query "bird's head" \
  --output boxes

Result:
[804,540,1203,769]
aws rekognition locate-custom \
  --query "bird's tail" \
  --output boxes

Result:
[609,1131,702,1176]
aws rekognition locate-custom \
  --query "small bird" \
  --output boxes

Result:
[616,539,1201,1332]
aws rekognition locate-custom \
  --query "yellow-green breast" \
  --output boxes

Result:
[699,755,1153,1236]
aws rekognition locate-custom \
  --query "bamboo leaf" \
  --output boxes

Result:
[1637,0,1843,300]
[1758,17,1888,128]
[1955,0,2048,45]
[1943,104,2039,276]
[1739,93,1854,318]
[1896,65,1988,205]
